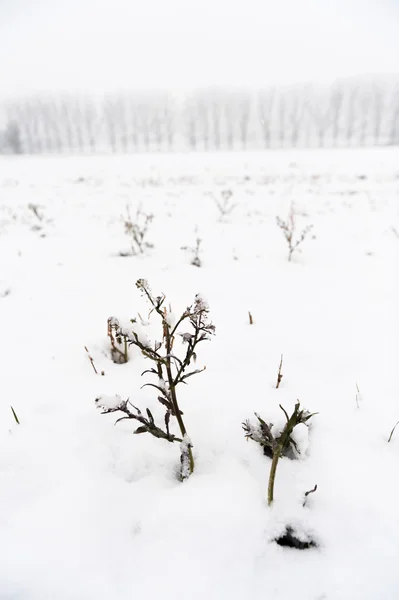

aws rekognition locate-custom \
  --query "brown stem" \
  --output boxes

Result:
[268,448,280,505]
[164,322,194,475]
[276,354,283,388]
[85,346,98,375]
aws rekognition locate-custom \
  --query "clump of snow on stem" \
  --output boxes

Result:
[95,394,123,411]
[193,293,209,313]
[180,434,193,481]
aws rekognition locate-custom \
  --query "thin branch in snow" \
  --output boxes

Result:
[388,421,399,443]
[10,405,20,425]
[303,484,318,507]
[84,345,102,375]
[276,354,284,388]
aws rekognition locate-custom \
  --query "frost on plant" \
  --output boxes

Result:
[121,205,154,256]
[276,205,313,262]
[243,401,316,505]
[98,279,215,480]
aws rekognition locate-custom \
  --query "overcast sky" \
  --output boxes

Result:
[1,0,399,97]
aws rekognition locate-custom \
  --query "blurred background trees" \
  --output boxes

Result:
[1,77,398,154]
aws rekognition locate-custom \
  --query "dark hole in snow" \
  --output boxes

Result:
[275,526,317,550]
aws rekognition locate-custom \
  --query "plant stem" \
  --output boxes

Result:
[268,414,294,505]
[268,446,282,505]
[164,323,194,475]
[388,421,399,443]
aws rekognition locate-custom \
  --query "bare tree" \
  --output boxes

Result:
[344,84,359,146]
[3,120,22,154]
[388,85,399,146]
[308,89,332,147]
[103,96,118,153]
[287,85,306,147]
[371,84,383,146]
[277,88,287,147]
[330,83,344,147]
[238,91,252,149]
[258,88,275,148]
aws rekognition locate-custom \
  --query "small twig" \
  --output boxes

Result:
[28,203,43,222]
[388,421,399,443]
[303,484,318,507]
[84,346,99,375]
[10,405,20,425]
[248,311,254,325]
[276,354,284,389]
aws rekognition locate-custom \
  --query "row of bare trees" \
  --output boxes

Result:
[1,79,399,154]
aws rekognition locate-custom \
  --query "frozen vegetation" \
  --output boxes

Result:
[0,148,399,599]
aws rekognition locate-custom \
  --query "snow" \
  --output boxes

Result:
[1,148,399,599]
[95,394,123,411]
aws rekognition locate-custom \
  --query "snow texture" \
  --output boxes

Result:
[95,394,123,411]
[1,149,399,600]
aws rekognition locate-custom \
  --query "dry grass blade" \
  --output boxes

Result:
[388,421,399,443]
[10,405,20,425]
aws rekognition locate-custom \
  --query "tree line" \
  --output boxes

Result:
[1,79,399,154]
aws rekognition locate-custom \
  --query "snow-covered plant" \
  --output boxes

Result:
[107,317,129,363]
[214,189,236,221]
[181,236,202,267]
[243,402,316,505]
[122,205,154,255]
[276,206,313,262]
[97,279,215,480]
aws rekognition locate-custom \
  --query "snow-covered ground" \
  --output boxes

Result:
[1,148,399,600]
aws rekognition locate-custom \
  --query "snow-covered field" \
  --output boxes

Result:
[1,148,399,600]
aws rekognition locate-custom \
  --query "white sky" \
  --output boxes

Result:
[1,0,399,96]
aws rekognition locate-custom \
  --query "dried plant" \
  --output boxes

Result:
[97,279,215,480]
[181,236,202,267]
[122,205,154,255]
[276,205,313,262]
[27,203,47,236]
[243,401,316,505]
[276,354,283,388]
[214,189,237,221]
[84,346,104,375]
[107,318,129,364]
[27,203,44,222]
[10,405,20,425]
[303,484,318,507]
[388,421,399,443]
